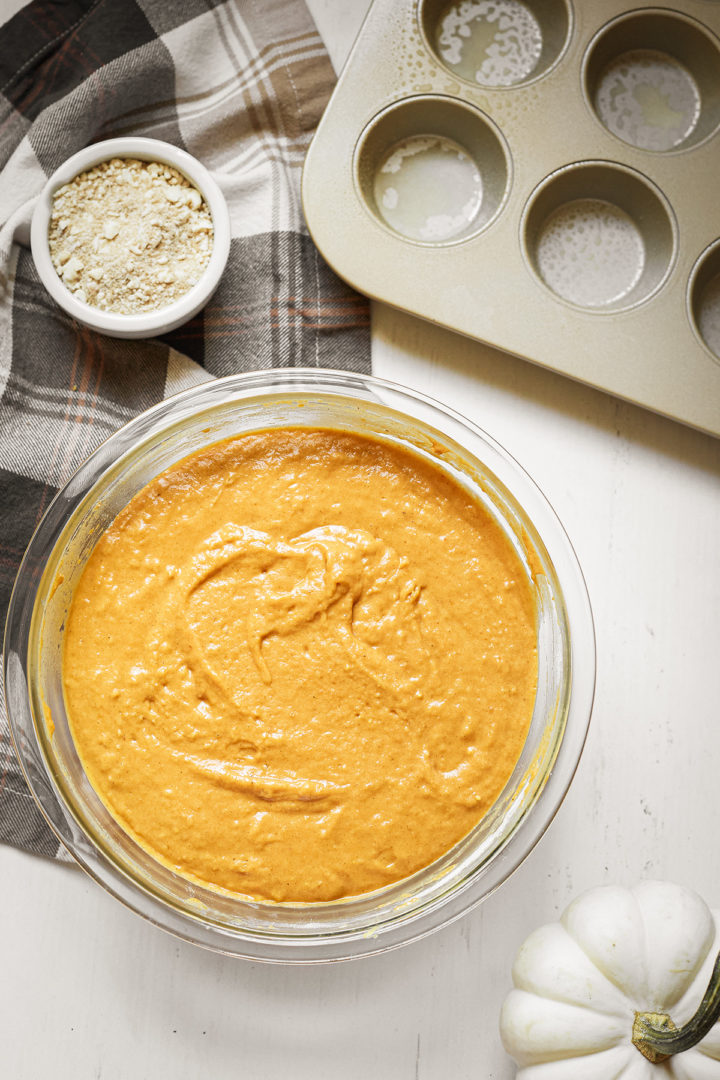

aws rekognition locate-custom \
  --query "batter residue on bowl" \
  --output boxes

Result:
[63,429,537,902]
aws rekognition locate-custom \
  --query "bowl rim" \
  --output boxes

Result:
[3,368,596,962]
[29,136,231,339]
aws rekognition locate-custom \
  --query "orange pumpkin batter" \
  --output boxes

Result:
[63,429,537,902]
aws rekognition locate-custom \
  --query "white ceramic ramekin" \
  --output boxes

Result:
[30,137,230,339]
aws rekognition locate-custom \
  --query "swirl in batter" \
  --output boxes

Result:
[63,429,538,902]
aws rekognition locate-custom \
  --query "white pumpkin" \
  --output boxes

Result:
[500,881,720,1079]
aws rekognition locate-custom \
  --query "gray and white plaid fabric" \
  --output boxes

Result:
[0,0,371,859]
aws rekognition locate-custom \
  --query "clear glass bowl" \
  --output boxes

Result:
[4,370,595,962]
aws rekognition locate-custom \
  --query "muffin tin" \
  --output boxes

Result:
[301,1,720,436]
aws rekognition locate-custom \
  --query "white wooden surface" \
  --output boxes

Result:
[2,2,720,1074]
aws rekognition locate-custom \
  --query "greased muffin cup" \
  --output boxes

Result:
[4,369,595,962]
[302,1,720,437]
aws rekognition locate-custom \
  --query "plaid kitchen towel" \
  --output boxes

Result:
[0,0,371,860]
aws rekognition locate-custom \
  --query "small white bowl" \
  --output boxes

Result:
[30,137,231,339]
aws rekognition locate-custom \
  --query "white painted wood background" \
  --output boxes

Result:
[1,1,719,1075]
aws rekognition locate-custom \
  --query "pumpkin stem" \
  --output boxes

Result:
[633,949,720,1063]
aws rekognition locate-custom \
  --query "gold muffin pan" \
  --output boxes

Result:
[302,0,720,436]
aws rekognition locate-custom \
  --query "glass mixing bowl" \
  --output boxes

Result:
[4,369,595,962]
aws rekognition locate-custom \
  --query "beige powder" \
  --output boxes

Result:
[48,157,214,315]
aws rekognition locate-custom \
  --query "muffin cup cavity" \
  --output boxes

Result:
[522,161,677,312]
[354,95,511,245]
[688,240,720,362]
[583,9,720,152]
[419,0,572,88]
